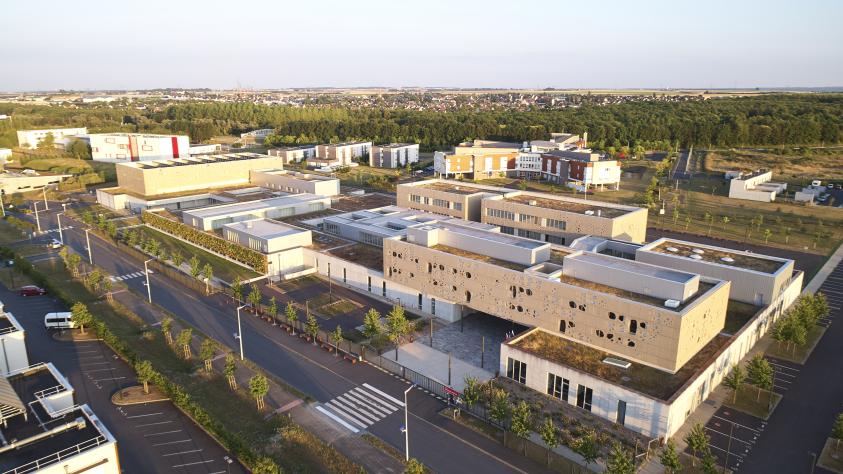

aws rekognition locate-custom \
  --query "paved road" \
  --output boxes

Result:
[739,262,843,473]
[0,286,246,473]
[31,203,549,474]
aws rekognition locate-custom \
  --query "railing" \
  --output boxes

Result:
[4,435,108,474]
[33,384,66,400]
[0,325,18,336]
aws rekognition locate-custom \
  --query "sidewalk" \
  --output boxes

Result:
[393,341,495,391]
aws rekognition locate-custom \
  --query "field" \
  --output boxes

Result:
[6,153,117,182]
[705,148,843,184]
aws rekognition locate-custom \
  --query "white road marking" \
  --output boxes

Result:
[145,430,183,437]
[363,383,405,406]
[163,449,203,457]
[316,405,359,433]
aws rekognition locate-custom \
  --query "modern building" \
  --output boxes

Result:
[182,194,331,231]
[223,219,315,279]
[0,171,71,195]
[0,363,120,474]
[727,170,787,202]
[16,127,88,149]
[189,143,223,156]
[0,148,12,162]
[397,180,648,243]
[0,306,29,374]
[87,133,190,162]
[310,141,372,169]
[267,145,317,164]
[369,143,420,168]
[240,129,274,143]
[249,169,340,196]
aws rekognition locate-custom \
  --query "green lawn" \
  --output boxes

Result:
[723,383,782,420]
[765,325,826,364]
[132,226,260,283]
[318,299,358,318]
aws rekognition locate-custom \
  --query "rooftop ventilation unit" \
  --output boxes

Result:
[528,200,537,206]
[664,299,681,308]
[692,248,705,254]
[721,257,735,263]
[602,357,632,369]
[689,254,703,260]
[666,246,678,252]
[584,210,595,216]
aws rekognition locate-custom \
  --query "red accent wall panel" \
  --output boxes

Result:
[171,137,180,158]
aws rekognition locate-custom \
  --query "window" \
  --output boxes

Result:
[576,385,593,411]
[324,222,339,234]
[368,276,372,292]
[308,202,325,212]
[545,234,565,245]
[465,290,471,302]
[487,208,515,220]
[431,298,436,315]
[360,232,383,247]
[432,198,449,208]
[410,194,422,204]
[506,357,527,384]
[418,293,423,310]
[630,320,638,334]
[343,268,347,283]
[500,226,515,235]
[617,400,627,426]
[517,229,541,240]
[519,214,540,225]
[609,312,616,320]
[559,320,566,333]
[546,218,566,230]
[547,373,569,401]
[454,202,463,211]
[569,301,576,308]
[382,281,387,297]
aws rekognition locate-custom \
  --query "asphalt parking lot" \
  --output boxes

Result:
[0,285,245,473]
[764,356,800,396]
[692,406,766,472]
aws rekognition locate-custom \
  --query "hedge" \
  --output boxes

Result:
[141,211,267,273]
[1,246,276,473]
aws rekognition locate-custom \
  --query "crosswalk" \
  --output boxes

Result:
[109,270,153,282]
[315,383,404,433]
[44,226,74,234]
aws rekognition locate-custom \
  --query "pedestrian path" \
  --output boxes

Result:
[109,269,152,282]
[316,383,404,434]
[44,225,74,234]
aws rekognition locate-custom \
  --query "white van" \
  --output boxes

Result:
[44,312,75,330]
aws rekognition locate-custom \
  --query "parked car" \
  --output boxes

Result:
[828,183,835,189]
[47,239,62,249]
[19,285,47,296]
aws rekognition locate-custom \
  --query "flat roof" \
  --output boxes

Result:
[568,252,697,283]
[431,244,530,271]
[503,193,633,217]
[435,222,547,249]
[252,168,337,182]
[459,140,521,149]
[0,311,23,335]
[327,242,384,271]
[416,181,504,196]
[90,132,186,138]
[184,194,326,220]
[647,239,788,274]
[509,328,732,401]
[374,143,418,149]
[271,145,316,151]
[126,152,270,170]
[223,218,307,240]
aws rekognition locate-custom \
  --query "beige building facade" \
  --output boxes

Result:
[249,169,340,196]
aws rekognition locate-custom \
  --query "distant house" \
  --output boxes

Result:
[727,170,787,202]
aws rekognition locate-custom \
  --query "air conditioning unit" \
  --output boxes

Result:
[664,299,680,308]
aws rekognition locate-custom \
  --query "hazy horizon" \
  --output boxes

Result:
[2,0,841,92]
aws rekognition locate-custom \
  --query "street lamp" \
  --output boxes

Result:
[84,228,93,264]
[32,201,42,234]
[235,304,248,360]
[224,455,233,474]
[41,186,49,210]
[402,385,415,462]
[56,212,64,245]
[144,258,154,303]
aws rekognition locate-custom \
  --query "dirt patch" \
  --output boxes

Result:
[112,385,170,405]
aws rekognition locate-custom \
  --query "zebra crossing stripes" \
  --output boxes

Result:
[109,270,153,282]
[316,385,403,433]
[45,226,74,234]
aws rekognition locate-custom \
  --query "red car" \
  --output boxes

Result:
[19,285,46,296]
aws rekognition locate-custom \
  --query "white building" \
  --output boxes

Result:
[182,194,331,231]
[369,143,420,168]
[0,363,120,474]
[0,306,29,374]
[310,141,372,169]
[189,143,222,156]
[250,169,340,196]
[240,129,274,142]
[16,127,88,149]
[0,172,71,195]
[727,170,787,202]
[0,148,12,163]
[88,133,190,162]
[267,146,317,164]
[223,219,315,279]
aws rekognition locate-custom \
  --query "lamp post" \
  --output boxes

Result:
[41,186,49,210]
[32,201,42,234]
[0,192,5,218]
[144,258,153,303]
[84,228,93,264]
[236,304,247,360]
[402,385,415,462]
[56,213,64,245]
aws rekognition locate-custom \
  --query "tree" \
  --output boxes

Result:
[488,388,510,429]
[724,363,746,403]
[330,325,344,355]
[832,412,843,451]
[249,374,269,410]
[659,439,682,474]
[704,212,714,236]
[86,268,103,292]
[509,401,533,456]
[672,207,680,226]
[171,249,184,267]
[134,360,155,394]
[763,228,773,243]
[70,302,93,334]
[575,433,599,468]
[363,308,382,339]
[161,317,173,345]
[462,376,480,408]
[606,442,635,474]
[252,456,280,474]
[200,338,216,373]
[386,304,410,360]
[176,328,193,359]
[684,423,709,466]
[201,263,213,282]
[66,252,82,276]
[247,283,262,314]
[267,297,278,325]
[285,301,298,334]
[38,132,55,149]
[304,313,320,342]
[224,353,237,390]
[231,277,243,302]
[101,277,113,300]
[538,416,559,468]
[66,138,91,159]
[700,447,719,474]
[189,256,201,278]
[746,354,774,401]
[784,227,792,244]
[721,215,731,231]
[404,458,424,474]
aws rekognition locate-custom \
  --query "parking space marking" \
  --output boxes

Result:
[84,368,119,373]
[126,412,164,419]
[136,420,174,428]
[172,460,215,468]
[91,376,126,382]
[145,429,183,437]
[711,414,763,433]
[152,439,193,447]
[163,449,203,457]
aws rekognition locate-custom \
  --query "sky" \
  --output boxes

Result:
[2,0,842,91]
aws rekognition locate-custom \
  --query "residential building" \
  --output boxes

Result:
[369,143,420,168]
[0,171,71,195]
[223,219,314,279]
[182,194,331,231]
[727,170,787,202]
[0,307,29,374]
[433,150,518,179]
[397,180,647,243]
[267,145,317,164]
[544,149,622,191]
[0,363,120,474]
[311,141,372,169]
[249,169,340,196]
[16,127,87,149]
[87,133,190,162]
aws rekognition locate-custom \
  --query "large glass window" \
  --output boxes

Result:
[487,208,515,220]
[616,400,627,426]
[546,373,569,401]
[546,218,566,230]
[576,385,593,412]
[506,357,527,384]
